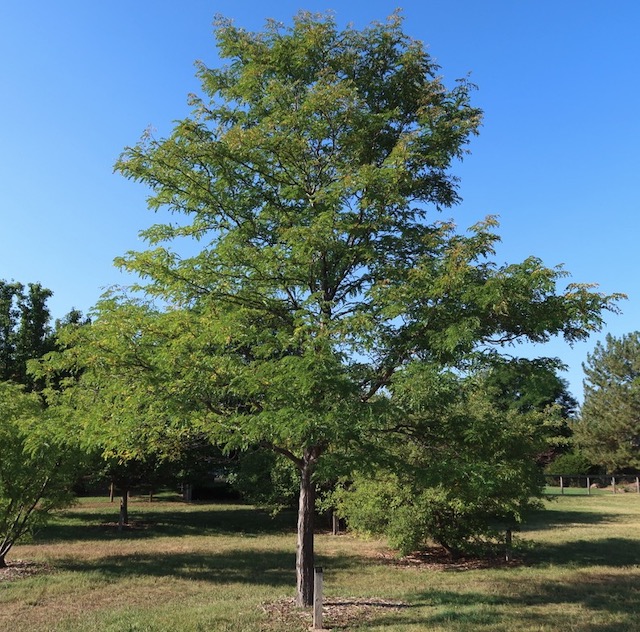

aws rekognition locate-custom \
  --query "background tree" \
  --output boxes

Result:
[482,358,577,465]
[0,281,22,381]
[0,382,78,567]
[98,12,620,606]
[0,280,67,391]
[575,332,640,472]
[36,299,197,527]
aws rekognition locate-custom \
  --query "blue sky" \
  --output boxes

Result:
[1,1,638,401]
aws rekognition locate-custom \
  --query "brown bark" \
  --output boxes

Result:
[118,488,129,531]
[332,510,340,536]
[296,451,317,607]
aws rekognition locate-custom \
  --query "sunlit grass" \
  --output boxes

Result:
[2,493,640,630]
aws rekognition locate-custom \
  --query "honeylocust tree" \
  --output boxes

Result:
[112,13,619,605]
[575,332,640,471]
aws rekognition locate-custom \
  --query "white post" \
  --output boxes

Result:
[560,476,564,495]
[587,477,591,495]
[313,567,323,630]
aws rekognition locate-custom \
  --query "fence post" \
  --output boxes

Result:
[313,567,323,630]
[612,476,616,494]
[560,476,564,495]
[587,476,591,495]
[636,477,639,494]
[505,529,513,563]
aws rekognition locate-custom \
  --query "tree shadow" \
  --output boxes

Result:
[55,548,296,587]
[523,507,618,531]
[365,570,640,630]
[36,504,297,543]
[53,546,371,588]
[526,537,640,567]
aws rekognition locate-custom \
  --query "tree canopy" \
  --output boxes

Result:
[332,365,553,556]
[0,280,55,391]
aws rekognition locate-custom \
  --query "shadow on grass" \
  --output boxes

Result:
[526,537,640,567]
[523,507,618,531]
[36,504,297,544]
[53,546,369,590]
[366,571,640,631]
[55,548,298,587]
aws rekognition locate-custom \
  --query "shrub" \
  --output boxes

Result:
[0,382,78,566]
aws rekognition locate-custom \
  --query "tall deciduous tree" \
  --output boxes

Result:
[108,13,619,605]
[575,332,640,471]
[0,280,56,390]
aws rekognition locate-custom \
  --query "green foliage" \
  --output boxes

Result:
[333,370,548,556]
[36,299,191,463]
[482,357,577,417]
[0,280,57,390]
[544,450,595,475]
[481,357,577,465]
[229,449,299,510]
[575,332,640,472]
[0,382,79,565]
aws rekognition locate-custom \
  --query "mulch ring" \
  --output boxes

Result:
[261,597,409,630]
[379,546,521,570]
[0,559,53,582]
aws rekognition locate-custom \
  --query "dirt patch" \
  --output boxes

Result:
[262,597,409,630]
[0,559,53,582]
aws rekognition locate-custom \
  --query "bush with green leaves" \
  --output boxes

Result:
[332,368,551,557]
[0,382,78,566]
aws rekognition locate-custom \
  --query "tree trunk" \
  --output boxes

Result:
[332,510,340,536]
[0,554,6,568]
[296,455,316,607]
[119,488,129,531]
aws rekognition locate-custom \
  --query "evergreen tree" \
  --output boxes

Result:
[576,332,640,471]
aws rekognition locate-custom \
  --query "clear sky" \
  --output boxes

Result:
[1,1,638,401]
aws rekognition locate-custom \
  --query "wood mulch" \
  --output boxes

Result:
[0,559,53,582]
[378,546,521,571]
[261,549,519,628]
[261,596,409,630]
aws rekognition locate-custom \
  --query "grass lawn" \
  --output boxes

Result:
[1,493,640,631]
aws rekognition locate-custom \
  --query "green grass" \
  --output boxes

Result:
[2,494,640,631]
